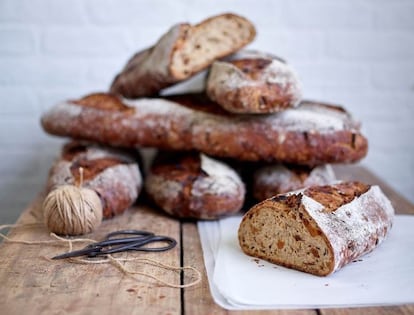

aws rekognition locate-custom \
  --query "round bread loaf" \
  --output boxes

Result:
[253,164,336,200]
[206,51,302,113]
[47,141,143,219]
[238,181,395,276]
[145,151,245,219]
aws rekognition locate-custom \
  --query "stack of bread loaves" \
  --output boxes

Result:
[42,13,369,220]
[41,13,395,276]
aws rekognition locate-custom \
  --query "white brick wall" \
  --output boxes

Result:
[1,0,413,223]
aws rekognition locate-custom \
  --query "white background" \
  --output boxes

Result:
[1,0,413,223]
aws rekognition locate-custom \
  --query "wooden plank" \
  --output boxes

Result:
[0,195,182,315]
[181,222,317,315]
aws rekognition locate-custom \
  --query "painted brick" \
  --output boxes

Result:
[0,117,56,146]
[295,61,370,88]
[371,63,414,90]
[0,27,36,55]
[374,3,414,30]
[327,31,414,60]
[255,30,325,61]
[0,58,87,87]
[0,0,87,25]
[284,0,373,29]
[42,28,129,57]
[85,0,187,26]
[0,87,39,114]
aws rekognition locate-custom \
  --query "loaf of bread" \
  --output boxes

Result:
[47,141,143,218]
[207,51,302,113]
[253,164,336,200]
[145,151,245,219]
[110,13,256,98]
[238,181,394,276]
[41,93,368,167]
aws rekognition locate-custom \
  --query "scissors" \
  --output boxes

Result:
[52,230,177,260]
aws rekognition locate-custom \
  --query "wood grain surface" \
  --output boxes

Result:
[0,165,413,315]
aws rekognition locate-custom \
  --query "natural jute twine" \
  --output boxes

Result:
[0,223,201,289]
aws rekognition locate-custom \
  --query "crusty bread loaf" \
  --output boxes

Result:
[253,164,336,200]
[41,93,368,167]
[207,51,302,113]
[47,141,142,218]
[238,181,395,276]
[145,151,245,219]
[110,13,256,98]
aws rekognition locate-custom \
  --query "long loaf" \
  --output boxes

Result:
[41,93,368,167]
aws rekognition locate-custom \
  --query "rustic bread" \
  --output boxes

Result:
[41,93,368,167]
[110,13,256,98]
[207,51,302,113]
[47,141,142,219]
[253,164,336,200]
[145,151,245,219]
[238,181,395,276]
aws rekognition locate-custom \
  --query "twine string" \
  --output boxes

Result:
[0,223,201,288]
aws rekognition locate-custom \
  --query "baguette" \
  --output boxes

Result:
[207,51,302,113]
[145,151,245,219]
[110,13,256,98]
[47,141,142,219]
[238,181,395,276]
[253,164,336,200]
[41,93,368,167]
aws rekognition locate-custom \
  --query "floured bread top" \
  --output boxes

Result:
[301,182,395,271]
[194,154,245,196]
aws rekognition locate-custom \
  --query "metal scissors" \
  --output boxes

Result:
[52,230,177,260]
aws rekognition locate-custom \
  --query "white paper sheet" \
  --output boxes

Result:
[199,215,414,310]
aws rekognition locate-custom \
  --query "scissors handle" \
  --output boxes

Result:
[88,235,177,257]
[51,230,177,260]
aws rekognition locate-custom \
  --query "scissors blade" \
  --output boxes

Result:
[51,246,101,260]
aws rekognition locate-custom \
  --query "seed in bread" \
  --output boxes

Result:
[253,164,336,200]
[145,151,245,219]
[110,13,256,98]
[41,93,369,167]
[47,141,142,218]
[238,181,395,276]
[207,51,302,113]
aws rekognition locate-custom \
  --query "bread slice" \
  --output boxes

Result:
[238,182,395,276]
[110,13,256,98]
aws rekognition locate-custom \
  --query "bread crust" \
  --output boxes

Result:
[144,151,245,219]
[207,53,302,113]
[253,164,336,200]
[47,141,143,218]
[238,182,395,276]
[41,93,368,167]
[110,13,256,98]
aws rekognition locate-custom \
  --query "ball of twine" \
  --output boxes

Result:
[43,168,103,236]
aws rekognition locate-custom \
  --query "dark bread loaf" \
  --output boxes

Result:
[207,51,302,113]
[145,151,245,219]
[110,13,256,98]
[47,141,142,218]
[238,182,395,276]
[253,164,336,200]
[41,93,368,166]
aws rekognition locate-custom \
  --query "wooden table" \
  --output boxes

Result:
[1,165,413,315]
